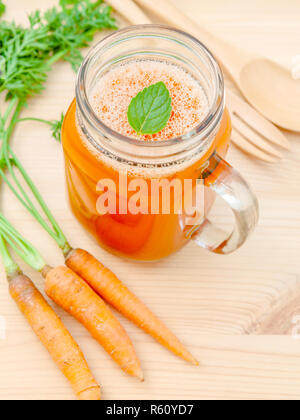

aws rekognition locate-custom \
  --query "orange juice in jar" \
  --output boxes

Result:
[62,26,258,261]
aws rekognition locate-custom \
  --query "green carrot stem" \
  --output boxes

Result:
[9,148,71,253]
[2,97,19,131]
[17,117,54,126]
[0,98,71,254]
[47,49,69,66]
[0,214,46,272]
[0,98,24,162]
[0,164,69,250]
[0,235,21,279]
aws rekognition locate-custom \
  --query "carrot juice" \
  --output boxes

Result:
[62,27,257,260]
[62,59,231,260]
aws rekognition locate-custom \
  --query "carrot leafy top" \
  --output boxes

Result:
[0,0,117,270]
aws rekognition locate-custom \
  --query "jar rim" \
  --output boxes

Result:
[76,24,225,152]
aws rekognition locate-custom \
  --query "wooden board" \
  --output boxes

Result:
[0,0,300,400]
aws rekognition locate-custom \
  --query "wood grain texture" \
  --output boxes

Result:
[0,0,300,400]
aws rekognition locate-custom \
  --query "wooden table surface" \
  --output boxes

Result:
[1,0,300,400]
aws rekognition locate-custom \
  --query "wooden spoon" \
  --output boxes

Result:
[133,0,300,132]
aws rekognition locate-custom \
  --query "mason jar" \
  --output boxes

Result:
[62,25,259,261]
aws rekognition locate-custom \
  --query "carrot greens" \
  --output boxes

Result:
[0,1,5,18]
[0,0,116,152]
[0,0,116,98]
[0,0,117,252]
[18,113,65,142]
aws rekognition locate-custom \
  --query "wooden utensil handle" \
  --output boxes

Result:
[105,0,152,25]
[134,0,252,80]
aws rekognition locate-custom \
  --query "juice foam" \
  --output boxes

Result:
[90,59,209,141]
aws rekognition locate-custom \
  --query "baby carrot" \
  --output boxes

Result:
[66,249,199,365]
[9,273,101,400]
[43,265,143,380]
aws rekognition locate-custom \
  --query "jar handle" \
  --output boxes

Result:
[187,154,259,254]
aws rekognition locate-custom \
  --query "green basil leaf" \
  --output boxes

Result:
[127,81,172,135]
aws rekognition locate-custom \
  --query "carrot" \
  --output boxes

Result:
[43,265,143,380]
[9,274,101,400]
[66,249,199,365]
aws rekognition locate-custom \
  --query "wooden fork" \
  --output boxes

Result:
[106,0,290,163]
[226,90,290,163]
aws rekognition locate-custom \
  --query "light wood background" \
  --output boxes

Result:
[0,0,300,400]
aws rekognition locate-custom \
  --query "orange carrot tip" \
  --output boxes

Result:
[66,248,199,366]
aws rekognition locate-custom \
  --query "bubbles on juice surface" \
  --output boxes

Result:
[89,60,209,141]
[77,59,212,177]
